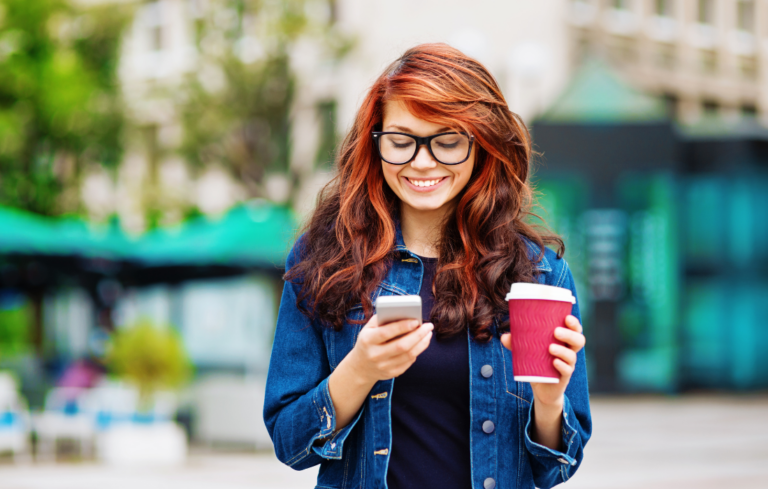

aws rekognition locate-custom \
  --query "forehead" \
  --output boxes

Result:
[382,100,452,134]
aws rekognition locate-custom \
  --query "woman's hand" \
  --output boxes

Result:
[501,315,585,406]
[500,315,585,450]
[329,315,432,431]
[350,315,434,383]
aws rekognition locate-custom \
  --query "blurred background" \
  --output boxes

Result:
[0,0,766,487]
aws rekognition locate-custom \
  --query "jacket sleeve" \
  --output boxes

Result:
[524,261,592,488]
[262,245,365,470]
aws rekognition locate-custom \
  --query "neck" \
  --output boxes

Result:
[399,202,455,258]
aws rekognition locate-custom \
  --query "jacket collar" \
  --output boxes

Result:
[392,215,551,272]
[394,215,408,252]
[525,239,552,273]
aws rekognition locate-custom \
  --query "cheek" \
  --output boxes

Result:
[453,164,474,192]
[381,163,401,190]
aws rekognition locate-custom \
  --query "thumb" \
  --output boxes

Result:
[364,314,380,329]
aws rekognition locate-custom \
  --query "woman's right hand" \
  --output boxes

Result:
[349,315,433,383]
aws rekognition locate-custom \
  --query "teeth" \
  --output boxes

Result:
[409,178,441,187]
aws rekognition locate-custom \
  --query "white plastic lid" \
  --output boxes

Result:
[504,283,575,303]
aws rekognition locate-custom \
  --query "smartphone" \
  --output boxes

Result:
[375,295,422,326]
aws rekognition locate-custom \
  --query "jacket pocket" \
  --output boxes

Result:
[499,340,533,404]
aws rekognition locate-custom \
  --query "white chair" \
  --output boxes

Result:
[86,380,186,466]
[32,387,96,461]
[0,371,32,463]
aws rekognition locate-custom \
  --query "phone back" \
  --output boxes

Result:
[375,295,422,325]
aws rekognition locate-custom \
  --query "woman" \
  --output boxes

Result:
[264,43,591,489]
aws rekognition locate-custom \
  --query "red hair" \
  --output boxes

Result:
[286,43,563,341]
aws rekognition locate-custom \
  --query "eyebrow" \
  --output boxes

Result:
[385,124,454,134]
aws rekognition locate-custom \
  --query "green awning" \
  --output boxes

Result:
[134,201,298,269]
[0,207,59,255]
[0,201,297,270]
[0,207,136,258]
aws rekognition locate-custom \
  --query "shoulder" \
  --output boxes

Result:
[285,232,308,272]
[520,236,571,288]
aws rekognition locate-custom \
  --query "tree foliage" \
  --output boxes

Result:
[0,0,129,215]
[106,319,192,410]
[176,0,351,199]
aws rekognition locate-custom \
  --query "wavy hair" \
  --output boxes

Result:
[285,43,563,342]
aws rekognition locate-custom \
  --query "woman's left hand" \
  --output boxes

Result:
[500,315,586,408]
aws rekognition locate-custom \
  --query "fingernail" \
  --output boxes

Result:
[411,320,420,328]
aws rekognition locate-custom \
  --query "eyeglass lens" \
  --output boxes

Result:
[378,133,470,164]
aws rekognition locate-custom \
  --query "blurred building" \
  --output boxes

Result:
[79,0,575,229]
[88,0,768,231]
[533,56,768,393]
[568,0,768,123]
[60,0,767,397]
[332,0,571,128]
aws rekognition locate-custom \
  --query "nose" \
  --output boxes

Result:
[410,144,438,170]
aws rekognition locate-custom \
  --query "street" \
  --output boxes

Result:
[2,395,766,489]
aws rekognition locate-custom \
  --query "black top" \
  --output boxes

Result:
[386,256,472,489]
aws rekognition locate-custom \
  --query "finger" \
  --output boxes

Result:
[394,328,433,363]
[554,327,586,352]
[381,330,433,371]
[500,333,512,351]
[387,323,434,354]
[549,343,577,367]
[370,318,421,343]
[564,315,583,333]
[553,358,574,379]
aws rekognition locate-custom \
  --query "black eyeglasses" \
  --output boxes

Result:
[372,131,474,165]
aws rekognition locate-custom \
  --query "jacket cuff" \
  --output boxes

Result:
[309,377,365,460]
[524,395,581,467]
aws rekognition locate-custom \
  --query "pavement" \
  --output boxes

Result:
[1,395,766,489]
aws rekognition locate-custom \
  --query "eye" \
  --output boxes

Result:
[435,140,459,149]
[388,138,414,149]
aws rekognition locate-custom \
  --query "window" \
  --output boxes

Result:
[143,1,164,52]
[315,100,338,169]
[701,99,719,117]
[741,104,758,118]
[655,0,673,17]
[697,0,714,24]
[609,36,638,63]
[699,50,718,73]
[328,0,338,24]
[738,56,757,79]
[656,44,676,68]
[662,93,678,119]
[737,0,755,33]
[611,0,631,10]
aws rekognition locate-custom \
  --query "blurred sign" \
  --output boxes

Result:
[584,209,627,301]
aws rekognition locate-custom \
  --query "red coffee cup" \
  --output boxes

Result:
[505,283,576,383]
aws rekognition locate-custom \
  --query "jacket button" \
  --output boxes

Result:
[482,420,495,434]
[557,457,569,464]
[483,477,496,489]
[481,365,493,378]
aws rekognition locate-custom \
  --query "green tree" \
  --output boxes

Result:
[0,0,129,216]
[176,0,351,202]
[107,319,192,411]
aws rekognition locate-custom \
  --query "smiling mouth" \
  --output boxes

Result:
[405,177,446,188]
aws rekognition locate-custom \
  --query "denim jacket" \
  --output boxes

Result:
[264,225,592,489]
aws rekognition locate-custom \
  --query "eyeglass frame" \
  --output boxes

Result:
[371,131,475,166]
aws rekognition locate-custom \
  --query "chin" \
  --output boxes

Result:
[404,198,447,212]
